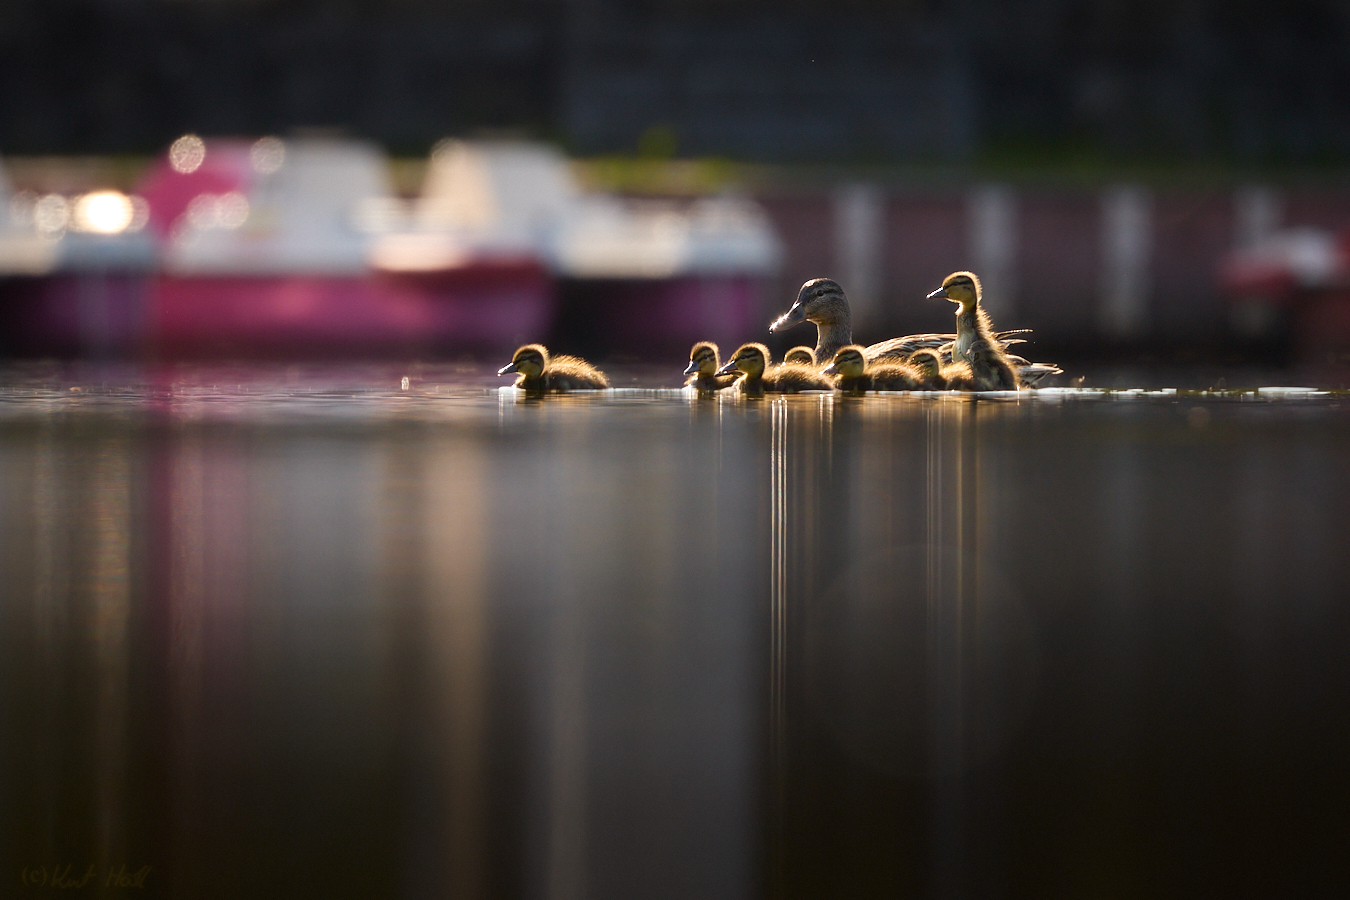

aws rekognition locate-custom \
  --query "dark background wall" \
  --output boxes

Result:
[3,0,1349,162]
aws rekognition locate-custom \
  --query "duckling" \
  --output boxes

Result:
[823,345,922,392]
[967,339,1021,391]
[498,344,610,392]
[908,348,974,390]
[926,271,1062,386]
[715,343,834,394]
[926,271,996,363]
[770,278,957,364]
[683,341,739,392]
[784,346,816,366]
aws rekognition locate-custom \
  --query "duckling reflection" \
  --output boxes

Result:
[909,349,974,390]
[824,346,922,392]
[683,341,739,392]
[784,346,816,366]
[716,343,834,395]
[498,344,610,393]
[926,271,1062,386]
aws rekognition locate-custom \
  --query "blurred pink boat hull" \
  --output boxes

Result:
[1,264,556,357]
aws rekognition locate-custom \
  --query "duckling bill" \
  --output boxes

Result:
[499,344,610,392]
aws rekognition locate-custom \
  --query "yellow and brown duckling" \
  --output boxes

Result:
[783,346,816,366]
[927,271,996,363]
[683,341,740,392]
[823,345,923,392]
[498,344,610,392]
[967,339,1021,391]
[908,348,974,390]
[715,343,834,394]
[926,271,1062,386]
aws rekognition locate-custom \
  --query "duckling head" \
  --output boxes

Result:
[967,338,997,362]
[499,344,548,378]
[716,342,769,377]
[822,345,866,378]
[683,341,720,376]
[909,349,943,379]
[926,271,981,309]
[784,346,816,366]
[770,278,847,332]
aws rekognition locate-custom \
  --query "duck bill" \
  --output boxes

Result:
[926,287,949,301]
[682,361,700,376]
[769,304,805,332]
[497,362,519,375]
[714,361,740,376]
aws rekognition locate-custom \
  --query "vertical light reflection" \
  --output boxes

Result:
[768,397,788,890]
[89,442,133,865]
[167,435,207,895]
[425,439,488,900]
[30,430,67,856]
[926,399,975,896]
[543,421,592,900]
[925,404,944,619]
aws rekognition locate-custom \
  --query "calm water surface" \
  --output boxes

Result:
[3,364,1349,899]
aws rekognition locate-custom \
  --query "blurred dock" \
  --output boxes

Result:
[3,138,1350,362]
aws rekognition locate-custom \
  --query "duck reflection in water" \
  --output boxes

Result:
[498,344,610,393]
[716,343,834,396]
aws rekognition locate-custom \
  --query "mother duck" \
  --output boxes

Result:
[770,278,951,364]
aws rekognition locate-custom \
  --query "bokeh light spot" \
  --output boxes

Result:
[250,136,285,174]
[72,191,135,234]
[34,194,69,236]
[218,192,250,229]
[170,134,207,174]
[186,193,220,229]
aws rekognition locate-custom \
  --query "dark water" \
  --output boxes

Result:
[3,365,1350,899]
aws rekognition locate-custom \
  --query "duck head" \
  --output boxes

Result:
[716,342,769,378]
[784,346,816,366]
[499,344,548,378]
[770,278,847,332]
[926,271,981,309]
[683,341,720,376]
[822,345,866,378]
